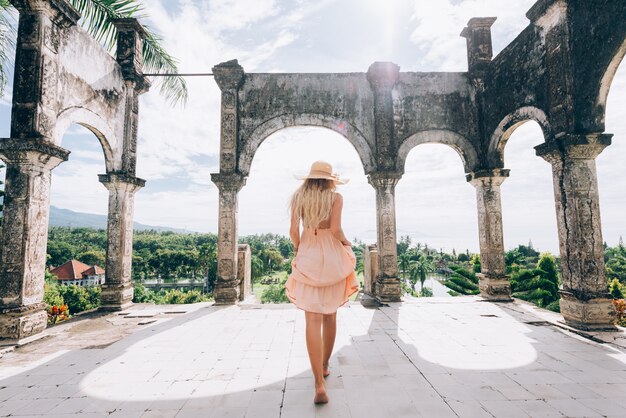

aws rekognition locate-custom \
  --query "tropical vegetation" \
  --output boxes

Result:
[0,0,187,104]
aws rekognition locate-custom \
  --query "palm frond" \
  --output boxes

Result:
[0,0,16,96]
[70,0,188,105]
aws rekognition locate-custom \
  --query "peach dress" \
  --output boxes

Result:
[285,227,359,314]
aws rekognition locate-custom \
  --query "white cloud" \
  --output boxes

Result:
[409,0,536,71]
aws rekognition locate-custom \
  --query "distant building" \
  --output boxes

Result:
[50,260,105,287]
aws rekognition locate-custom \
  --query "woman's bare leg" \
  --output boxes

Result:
[305,311,328,403]
[322,312,337,377]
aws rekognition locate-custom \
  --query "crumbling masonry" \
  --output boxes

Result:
[0,0,625,345]
[210,0,626,331]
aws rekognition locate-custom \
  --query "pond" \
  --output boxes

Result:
[412,274,452,297]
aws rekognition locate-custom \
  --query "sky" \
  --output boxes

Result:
[0,0,625,254]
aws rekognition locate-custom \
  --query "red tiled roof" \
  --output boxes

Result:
[82,265,105,276]
[50,260,105,281]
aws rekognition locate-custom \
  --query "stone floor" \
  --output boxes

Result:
[1,297,625,418]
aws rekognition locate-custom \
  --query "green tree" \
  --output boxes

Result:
[78,250,106,267]
[471,254,481,273]
[0,0,187,103]
[398,253,411,279]
[408,255,433,292]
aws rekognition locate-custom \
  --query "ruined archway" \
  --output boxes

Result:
[0,2,149,344]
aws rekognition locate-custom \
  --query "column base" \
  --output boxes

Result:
[375,277,402,303]
[559,291,617,331]
[478,274,512,301]
[214,280,241,305]
[99,283,134,311]
[0,304,47,346]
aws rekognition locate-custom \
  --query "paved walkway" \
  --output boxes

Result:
[1,297,625,417]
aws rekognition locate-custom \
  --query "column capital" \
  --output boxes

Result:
[367,171,402,189]
[466,168,510,187]
[460,17,497,74]
[98,172,146,193]
[211,172,247,192]
[112,18,150,90]
[367,62,400,90]
[535,133,612,163]
[12,0,80,28]
[0,138,69,169]
[212,59,245,91]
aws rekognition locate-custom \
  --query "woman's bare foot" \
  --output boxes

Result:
[323,363,330,378]
[314,384,329,404]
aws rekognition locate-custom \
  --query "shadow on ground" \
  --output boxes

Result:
[0,297,626,417]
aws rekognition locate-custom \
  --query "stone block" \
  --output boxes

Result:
[238,244,252,301]
[478,275,512,301]
[0,306,47,346]
[99,283,134,311]
[558,291,616,331]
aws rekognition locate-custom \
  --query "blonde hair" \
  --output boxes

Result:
[290,179,336,229]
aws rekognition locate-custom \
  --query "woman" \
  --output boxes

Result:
[285,160,359,404]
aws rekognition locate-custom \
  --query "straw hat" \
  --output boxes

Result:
[295,161,349,185]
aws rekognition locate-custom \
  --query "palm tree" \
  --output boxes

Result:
[408,255,434,292]
[0,0,187,104]
[398,253,411,279]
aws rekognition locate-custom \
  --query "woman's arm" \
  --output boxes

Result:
[289,206,301,253]
[330,193,351,246]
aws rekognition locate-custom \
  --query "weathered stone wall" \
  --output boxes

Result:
[214,0,626,329]
[0,1,148,344]
[238,73,376,175]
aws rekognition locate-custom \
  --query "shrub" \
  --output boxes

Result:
[609,278,624,299]
[44,283,64,308]
[613,299,626,327]
[260,281,289,304]
[545,299,560,313]
[133,283,211,304]
[418,287,433,297]
[58,284,99,314]
[442,267,479,295]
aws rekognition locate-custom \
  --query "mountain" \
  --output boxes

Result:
[49,206,195,233]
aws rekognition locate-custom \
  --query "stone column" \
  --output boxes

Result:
[536,134,616,330]
[237,244,252,301]
[466,168,511,301]
[98,173,145,311]
[10,0,79,140]
[368,172,402,302]
[363,244,378,296]
[0,140,69,345]
[210,172,246,304]
[367,62,400,171]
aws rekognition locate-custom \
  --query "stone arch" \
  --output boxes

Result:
[238,114,376,176]
[396,130,479,174]
[55,106,117,172]
[487,106,551,167]
[596,37,626,126]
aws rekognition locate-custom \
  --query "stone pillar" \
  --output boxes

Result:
[363,244,378,296]
[367,62,400,170]
[368,172,402,303]
[536,133,616,330]
[237,244,252,301]
[98,173,145,311]
[466,169,511,301]
[210,172,246,304]
[212,60,245,173]
[460,17,497,75]
[0,140,69,345]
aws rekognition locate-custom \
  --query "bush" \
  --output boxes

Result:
[44,283,64,307]
[442,267,479,295]
[609,278,624,299]
[545,299,560,313]
[133,283,211,304]
[56,285,100,314]
[418,287,433,297]
[613,299,626,327]
[260,281,289,304]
